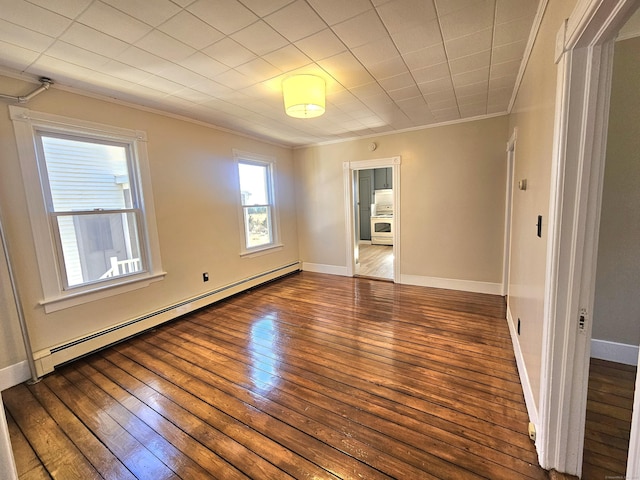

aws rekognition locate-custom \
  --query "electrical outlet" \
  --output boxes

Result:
[528,422,536,442]
[202,272,209,282]
[517,318,521,335]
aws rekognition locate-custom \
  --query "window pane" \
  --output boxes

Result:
[57,212,143,287]
[244,206,272,248]
[239,163,268,206]
[40,135,130,212]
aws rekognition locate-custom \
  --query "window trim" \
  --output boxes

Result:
[233,150,282,257]
[10,105,165,313]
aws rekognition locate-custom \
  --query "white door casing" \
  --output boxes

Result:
[538,0,640,475]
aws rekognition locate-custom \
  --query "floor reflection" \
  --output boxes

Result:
[249,315,281,394]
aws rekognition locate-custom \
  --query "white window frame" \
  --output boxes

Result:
[233,150,282,257]
[10,105,165,313]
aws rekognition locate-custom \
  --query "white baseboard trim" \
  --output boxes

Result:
[591,339,639,366]
[400,274,503,295]
[302,262,349,276]
[31,262,301,377]
[506,306,539,429]
[0,361,30,392]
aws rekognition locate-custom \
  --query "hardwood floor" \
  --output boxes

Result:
[582,358,636,479]
[355,243,393,280]
[4,271,547,479]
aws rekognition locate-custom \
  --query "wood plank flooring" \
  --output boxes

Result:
[4,271,547,479]
[582,358,636,479]
[355,243,393,280]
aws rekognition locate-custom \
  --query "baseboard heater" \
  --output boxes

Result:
[33,261,300,376]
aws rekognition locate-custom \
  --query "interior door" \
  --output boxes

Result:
[359,170,373,240]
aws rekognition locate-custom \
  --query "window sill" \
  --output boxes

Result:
[40,271,167,313]
[240,243,284,258]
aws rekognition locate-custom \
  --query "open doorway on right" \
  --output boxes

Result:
[582,10,640,478]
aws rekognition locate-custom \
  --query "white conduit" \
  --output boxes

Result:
[0,77,52,104]
[0,216,39,384]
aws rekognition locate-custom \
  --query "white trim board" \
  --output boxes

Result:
[591,339,639,366]
[0,361,30,392]
[400,274,502,295]
[506,306,539,430]
[301,263,349,277]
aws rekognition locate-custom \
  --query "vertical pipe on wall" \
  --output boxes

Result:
[0,216,39,384]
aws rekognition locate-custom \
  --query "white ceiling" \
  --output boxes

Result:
[0,0,541,147]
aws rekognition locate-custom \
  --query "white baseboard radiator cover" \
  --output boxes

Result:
[33,262,300,377]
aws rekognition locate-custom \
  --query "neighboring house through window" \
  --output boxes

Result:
[10,106,164,312]
[234,150,282,256]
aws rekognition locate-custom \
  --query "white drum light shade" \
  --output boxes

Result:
[282,75,325,118]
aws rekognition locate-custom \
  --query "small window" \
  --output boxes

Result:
[10,106,164,312]
[235,151,281,255]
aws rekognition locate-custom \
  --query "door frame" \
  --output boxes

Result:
[502,128,517,297]
[538,0,639,475]
[343,156,401,282]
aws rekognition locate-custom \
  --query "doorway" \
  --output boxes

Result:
[343,157,401,283]
[355,168,394,280]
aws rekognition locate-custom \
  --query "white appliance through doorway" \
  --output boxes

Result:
[371,189,393,246]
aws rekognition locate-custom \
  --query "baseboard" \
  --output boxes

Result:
[302,262,349,276]
[0,361,30,391]
[591,339,639,366]
[400,274,503,295]
[32,262,301,377]
[506,305,539,428]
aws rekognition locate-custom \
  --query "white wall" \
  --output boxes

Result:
[507,0,578,414]
[294,115,509,289]
[592,36,640,351]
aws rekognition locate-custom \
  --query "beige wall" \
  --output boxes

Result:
[294,115,509,284]
[0,75,298,368]
[592,36,640,346]
[507,0,577,412]
[0,243,25,370]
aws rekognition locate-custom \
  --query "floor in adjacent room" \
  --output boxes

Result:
[355,242,394,280]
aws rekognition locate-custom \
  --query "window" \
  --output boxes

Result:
[10,106,164,312]
[234,151,281,255]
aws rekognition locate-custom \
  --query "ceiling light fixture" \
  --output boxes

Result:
[282,74,325,118]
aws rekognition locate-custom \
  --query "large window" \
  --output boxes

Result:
[10,106,164,312]
[235,151,280,255]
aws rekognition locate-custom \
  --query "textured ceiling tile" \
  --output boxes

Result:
[418,76,454,95]
[188,0,258,35]
[351,37,399,66]
[0,40,40,70]
[377,0,438,34]
[262,44,311,72]
[238,0,295,17]
[45,41,110,69]
[489,73,517,89]
[490,58,520,78]
[412,62,451,84]
[214,68,255,89]
[459,102,486,117]
[317,52,374,88]
[157,63,208,87]
[203,38,257,68]
[116,46,168,75]
[448,50,491,75]
[235,57,281,80]
[158,11,225,50]
[455,80,488,97]
[101,60,153,83]
[307,0,372,25]
[388,84,422,101]
[439,0,495,41]
[378,71,415,91]
[444,27,492,59]
[1,0,71,37]
[136,30,196,63]
[264,0,326,43]
[494,17,535,46]
[491,40,527,64]
[60,23,129,58]
[78,1,151,43]
[367,57,408,81]
[402,43,447,70]
[0,18,54,52]
[231,20,288,56]
[452,66,489,87]
[101,0,181,27]
[391,21,443,55]
[181,52,229,78]
[294,29,347,61]
[495,0,538,24]
[26,0,92,19]
[332,10,389,49]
